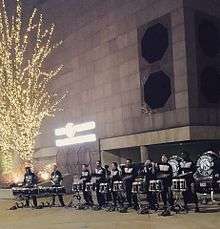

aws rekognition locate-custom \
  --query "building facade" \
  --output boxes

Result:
[32,0,220,176]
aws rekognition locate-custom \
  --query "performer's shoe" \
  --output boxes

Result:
[184,206,189,213]
[107,207,115,212]
[161,210,171,216]
[149,205,156,211]
[119,207,128,213]
[194,207,200,213]
[92,205,102,211]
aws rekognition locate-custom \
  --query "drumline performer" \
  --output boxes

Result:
[139,159,157,210]
[121,159,138,209]
[93,160,106,208]
[180,151,199,212]
[109,162,121,210]
[157,154,174,216]
[23,166,38,208]
[50,164,65,207]
[104,164,112,203]
[79,164,93,206]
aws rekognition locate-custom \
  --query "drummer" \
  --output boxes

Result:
[157,154,174,216]
[139,159,157,210]
[109,162,121,210]
[50,164,65,207]
[79,164,93,206]
[92,160,106,208]
[121,159,138,209]
[180,151,199,212]
[23,166,38,208]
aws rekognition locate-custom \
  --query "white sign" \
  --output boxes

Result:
[55,121,96,147]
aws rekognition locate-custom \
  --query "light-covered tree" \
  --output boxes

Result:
[0,0,64,180]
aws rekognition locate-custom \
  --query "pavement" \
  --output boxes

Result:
[0,197,220,229]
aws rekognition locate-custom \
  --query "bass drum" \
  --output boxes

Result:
[168,155,184,177]
[195,151,219,177]
[194,151,220,193]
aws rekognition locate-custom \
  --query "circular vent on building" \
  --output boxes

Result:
[144,71,171,109]
[200,66,220,103]
[141,23,168,63]
[198,20,220,57]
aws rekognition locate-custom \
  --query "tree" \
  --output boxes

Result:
[0,0,64,180]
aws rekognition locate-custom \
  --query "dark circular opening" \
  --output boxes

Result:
[200,66,220,103]
[198,20,220,57]
[144,71,171,109]
[141,23,169,63]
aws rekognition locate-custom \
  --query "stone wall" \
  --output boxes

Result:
[29,0,220,171]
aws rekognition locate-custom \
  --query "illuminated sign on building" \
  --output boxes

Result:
[55,121,96,147]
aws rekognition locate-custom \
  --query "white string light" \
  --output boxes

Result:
[0,0,64,178]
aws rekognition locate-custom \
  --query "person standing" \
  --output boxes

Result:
[50,164,65,207]
[93,160,106,208]
[180,151,199,212]
[121,159,138,209]
[79,164,93,206]
[139,159,157,210]
[157,154,174,216]
[109,162,121,210]
[23,166,38,208]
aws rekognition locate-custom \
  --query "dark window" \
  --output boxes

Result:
[144,71,171,109]
[200,66,220,103]
[141,23,168,63]
[198,20,220,57]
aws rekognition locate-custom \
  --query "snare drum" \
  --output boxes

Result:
[171,179,186,192]
[149,180,163,192]
[99,183,109,193]
[12,187,28,196]
[113,181,124,192]
[52,186,66,194]
[132,180,145,193]
[72,183,83,193]
[38,187,50,195]
[12,187,38,196]
[85,182,95,192]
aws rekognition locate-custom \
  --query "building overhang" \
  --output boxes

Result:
[100,126,220,151]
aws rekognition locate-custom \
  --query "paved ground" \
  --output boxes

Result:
[0,197,220,229]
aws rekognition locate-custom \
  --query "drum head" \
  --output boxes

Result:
[196,152,218,177]
[168,155,184,177]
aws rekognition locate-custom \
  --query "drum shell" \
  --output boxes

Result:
[12,187,38,196]
[195,178,214,193]
[132,181,146,193]
[112,181,124,192]
[171,179,186,191]
[52,186,66,194]
[149,180,163,192]
[99,183,109,193]
[85,182,95,192]
[72,183,83,192]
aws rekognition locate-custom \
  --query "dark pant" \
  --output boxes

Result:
[96,183,105,207]
[123,179,138,207]
[52,195,65,206]
[26,196,37,207]
[161,181,174,209]
[112,191,118,207]
[147,191,157,209]
[83,191,93,206]
[183,182,198,208]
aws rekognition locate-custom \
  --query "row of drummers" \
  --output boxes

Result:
[73,151,220,214]
[14,151,220,215]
